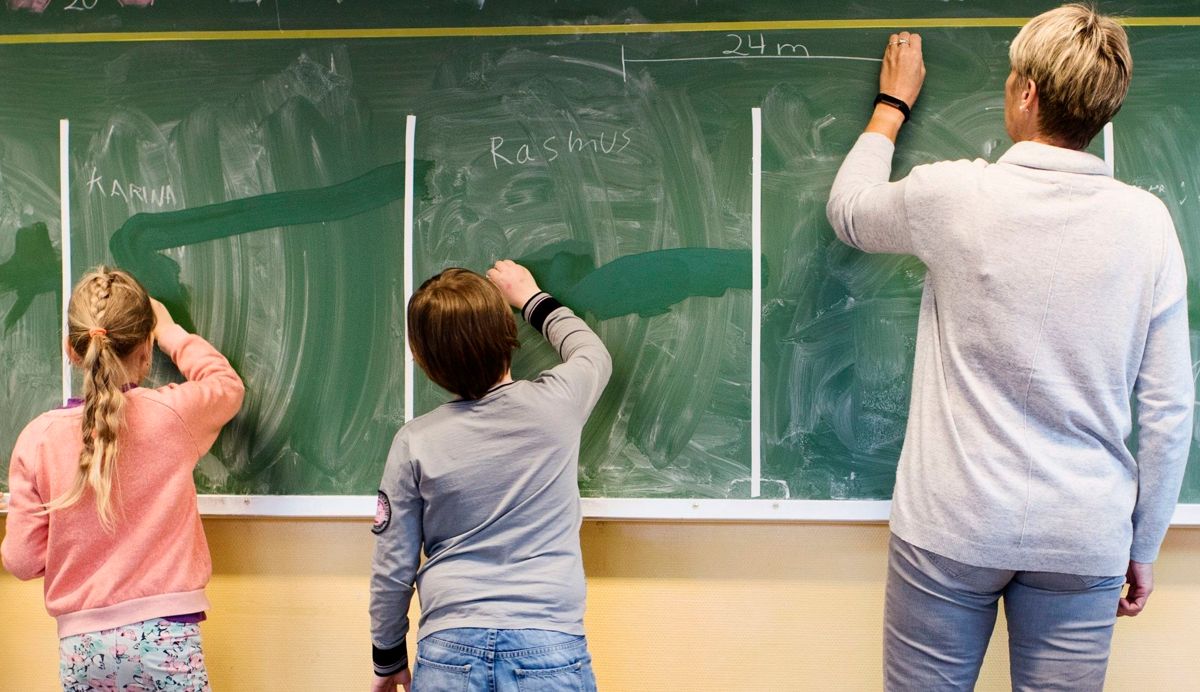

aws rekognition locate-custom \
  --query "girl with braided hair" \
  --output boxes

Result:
[2,266,244,691]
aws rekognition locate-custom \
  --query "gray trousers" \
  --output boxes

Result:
[884,533,1125,692]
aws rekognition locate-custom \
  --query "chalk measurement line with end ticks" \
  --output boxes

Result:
[620,47,882,82]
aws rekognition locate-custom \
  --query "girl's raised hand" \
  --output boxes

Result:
[150,298,176,339]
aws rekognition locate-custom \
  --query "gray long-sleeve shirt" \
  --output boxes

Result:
[370,293,612,675]
[827,132,1193,576]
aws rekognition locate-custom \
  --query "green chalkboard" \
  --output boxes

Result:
[1,2,1198,504]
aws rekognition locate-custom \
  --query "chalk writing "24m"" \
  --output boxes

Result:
[723,33,811,57]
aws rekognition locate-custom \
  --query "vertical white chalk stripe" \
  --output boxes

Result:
[750,107,762,498]
[403,115,416,422]
[59,119,72,405]
[1103,121,1114,175]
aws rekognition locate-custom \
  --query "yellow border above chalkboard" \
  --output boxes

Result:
[1,16,1199,45]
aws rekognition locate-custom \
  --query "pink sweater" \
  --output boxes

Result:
[1,324,245,637]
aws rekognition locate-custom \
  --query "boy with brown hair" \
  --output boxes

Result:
[370,260,611,692]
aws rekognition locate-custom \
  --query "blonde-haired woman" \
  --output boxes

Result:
[2,267,244,690]
[826,5,1192,690]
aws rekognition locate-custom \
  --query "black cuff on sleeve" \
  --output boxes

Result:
[373,641,409,676]
[524,294,563,334]
[520,291,545,315]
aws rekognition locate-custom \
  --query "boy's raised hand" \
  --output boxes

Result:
[486,259,542,309]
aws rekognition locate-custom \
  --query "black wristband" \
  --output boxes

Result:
[874,92,912,122]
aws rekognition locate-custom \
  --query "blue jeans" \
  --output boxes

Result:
[412,628,597,692]
[884,533,1125,691]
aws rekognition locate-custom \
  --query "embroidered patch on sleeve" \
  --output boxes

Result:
[372,490,392,534]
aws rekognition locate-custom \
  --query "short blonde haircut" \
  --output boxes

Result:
[1010,4,1132,149]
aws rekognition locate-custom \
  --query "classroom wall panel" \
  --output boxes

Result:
[2,518,1199,691]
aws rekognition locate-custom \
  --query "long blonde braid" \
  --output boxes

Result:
[42,267,156,530]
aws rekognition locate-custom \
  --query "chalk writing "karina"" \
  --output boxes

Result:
[490,128,633,169]
[86,167,177,208]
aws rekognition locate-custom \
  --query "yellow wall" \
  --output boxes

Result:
[2,518,1198,691]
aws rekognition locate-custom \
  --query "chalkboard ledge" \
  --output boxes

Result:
[197,495,899,521]
[2,496,1199,524]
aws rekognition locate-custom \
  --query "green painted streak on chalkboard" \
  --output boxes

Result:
[0,222,58,332]
[522,243,763,320]
[564,247,762,319]
[109,160,430,332]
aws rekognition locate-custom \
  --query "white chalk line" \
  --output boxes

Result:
[403,115,416,423]
[60,119,72,405]
[751,106,762,499]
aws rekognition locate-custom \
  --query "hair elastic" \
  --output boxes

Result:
[88,328,108,338]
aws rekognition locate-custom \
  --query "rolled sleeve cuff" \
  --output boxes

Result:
[373,641,408,676]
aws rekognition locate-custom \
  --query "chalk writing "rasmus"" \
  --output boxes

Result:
[490,128,633,169]
[86,167,177,208]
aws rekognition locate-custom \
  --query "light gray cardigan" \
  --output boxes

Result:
[828,132,1193,575]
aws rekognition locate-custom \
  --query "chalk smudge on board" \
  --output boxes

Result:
[414,41,755,498]
[69,46,407,494]
[0,138,65,487]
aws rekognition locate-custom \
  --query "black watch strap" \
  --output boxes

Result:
[874,92,912,122]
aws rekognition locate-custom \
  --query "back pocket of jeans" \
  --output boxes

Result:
[515,660,584,692]
[414,657,471,692]
[919,547,982,579]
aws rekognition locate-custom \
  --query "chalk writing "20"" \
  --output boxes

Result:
[65,0,155,10]
[490,128,634,169]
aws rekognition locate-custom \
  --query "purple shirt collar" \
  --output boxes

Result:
[60,383,140,409]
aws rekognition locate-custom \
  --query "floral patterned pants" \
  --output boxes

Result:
[59,618,210,692]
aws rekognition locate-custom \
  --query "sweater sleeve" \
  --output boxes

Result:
[369,432,423,677]
[522,292,613,419]
[153,324,246,458]
[826,132,914,255]
[1,424,50,580]
[1130,214,1195,563]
